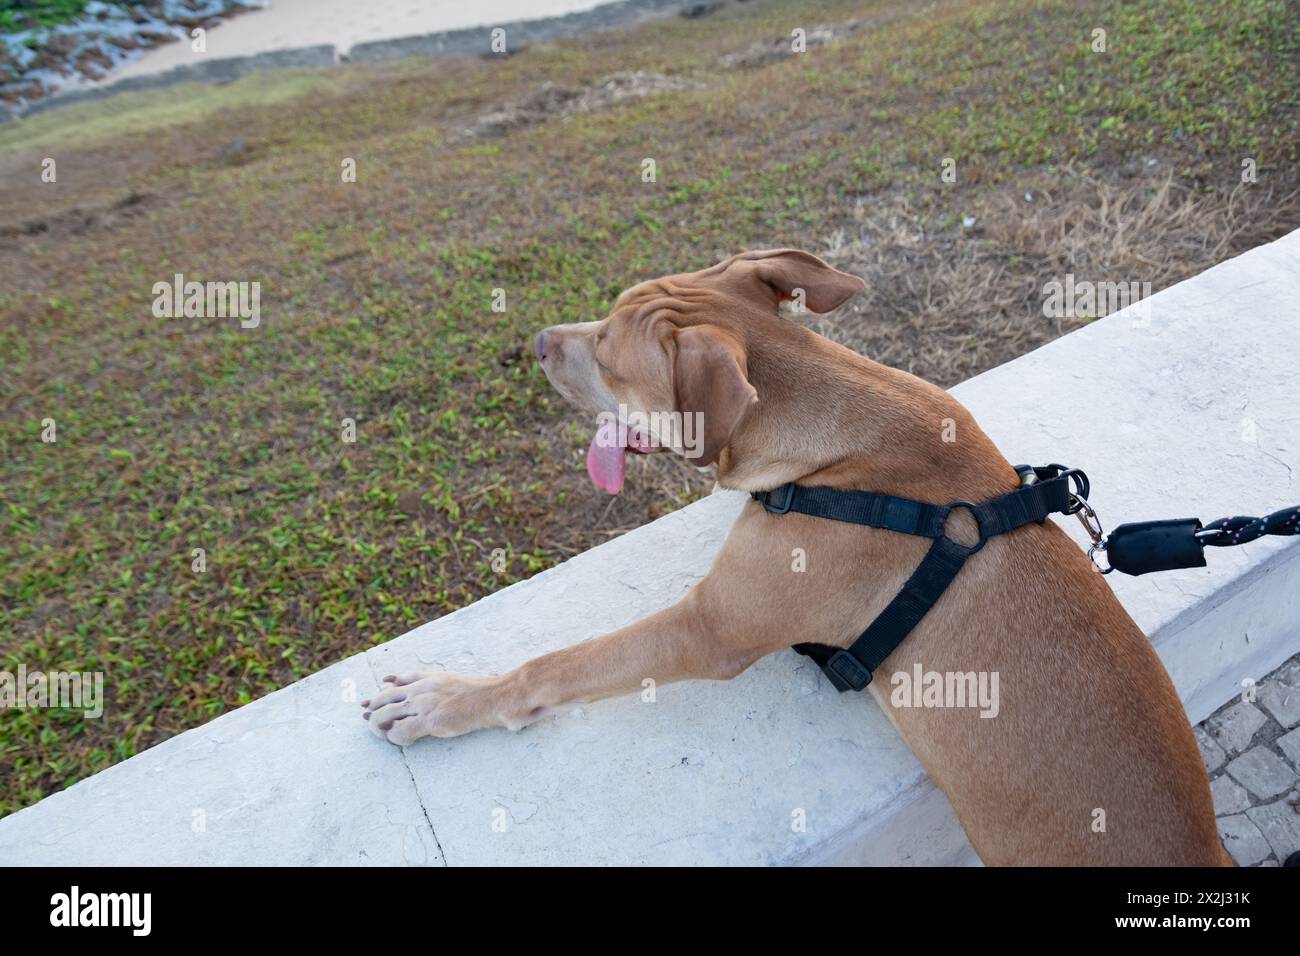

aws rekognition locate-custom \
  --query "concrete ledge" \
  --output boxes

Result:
[2,230,1297,865]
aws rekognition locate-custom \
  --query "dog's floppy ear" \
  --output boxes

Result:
[744,248,866,313]
[673,325,758,465]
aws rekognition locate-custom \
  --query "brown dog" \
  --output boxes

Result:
[362,249,1226,866]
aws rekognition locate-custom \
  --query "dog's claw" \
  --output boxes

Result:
[360,671,496,744]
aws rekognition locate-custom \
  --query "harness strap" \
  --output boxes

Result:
[817,536,970,691]
[752,464,1084,692]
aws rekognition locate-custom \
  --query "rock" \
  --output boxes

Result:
[1217,814,1273,866]
[1225,747,1297,800]
[216,138,247,162]
[1277,726,1300,769]
[1245,796,1300,861]
[1258,660,1300,729]
[1210,774,1252,815]
[43,34,80,57]
[75,47,114,73]
[1194,725,1225,773]
[1205,699,1267,755]
[680,2,720,17]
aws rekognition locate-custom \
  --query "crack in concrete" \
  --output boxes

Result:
[401,747,447,866]
[363,651,448,866]
[1258,447,1294,481]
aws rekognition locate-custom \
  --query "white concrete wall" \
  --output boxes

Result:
[2,229,1297,866]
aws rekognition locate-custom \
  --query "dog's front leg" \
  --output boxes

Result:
[362,591,755,746]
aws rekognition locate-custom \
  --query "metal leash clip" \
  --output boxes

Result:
[1071,493,1113,574]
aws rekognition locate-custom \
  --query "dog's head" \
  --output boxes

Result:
[534,249,864,493]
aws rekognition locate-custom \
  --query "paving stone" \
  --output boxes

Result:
[1258,660,1300,729]
[1225,747,1297,799]
[1277,726,1300,769]
[1205,699,1267,755]
[1245,797,1300,861]
[1210,774,1252,815]
[1194,726,1225,773]
[1217,814,1273,866]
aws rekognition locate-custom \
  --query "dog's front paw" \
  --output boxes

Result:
[361,671,500,745]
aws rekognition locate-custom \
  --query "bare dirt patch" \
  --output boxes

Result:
[0,189,158,245]
[717,16,884,68]
[445,71,702,144]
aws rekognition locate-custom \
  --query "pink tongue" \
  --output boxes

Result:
[586,418,626,494]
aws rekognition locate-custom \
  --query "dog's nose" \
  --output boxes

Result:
[535,329,551,363]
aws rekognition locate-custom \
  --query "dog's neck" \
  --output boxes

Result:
[716,324,1017,503]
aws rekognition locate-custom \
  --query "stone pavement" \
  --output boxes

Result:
[1199,651,1300,865]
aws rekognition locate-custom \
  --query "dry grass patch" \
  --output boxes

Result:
[815,170,1300,385]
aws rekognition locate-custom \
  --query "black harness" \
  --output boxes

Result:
[752,462,1300,694]
[751,464,1088,692]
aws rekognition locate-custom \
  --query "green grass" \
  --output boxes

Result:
[1,0,1297,815]
[0,70,367,156]
[0,1,89,32]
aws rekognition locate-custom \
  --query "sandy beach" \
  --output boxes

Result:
[111,0,615,81]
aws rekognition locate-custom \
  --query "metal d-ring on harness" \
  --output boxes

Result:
[752,464,1086,692]
[753,464,1300,693]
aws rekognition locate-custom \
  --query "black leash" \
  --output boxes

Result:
[753,464,1300,693]
[1095,505,1300,575]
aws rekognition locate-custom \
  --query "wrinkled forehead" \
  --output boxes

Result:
[603,280,688,340]
[606,258,761,332]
